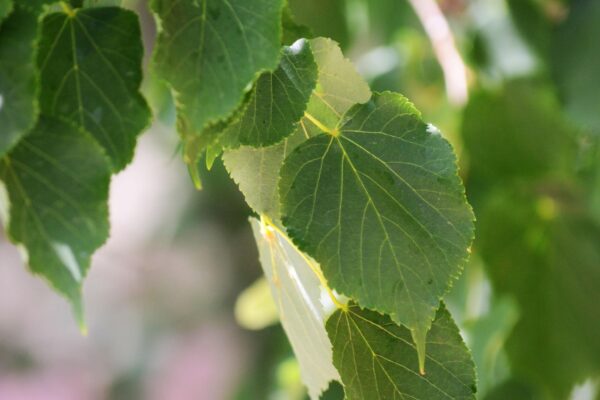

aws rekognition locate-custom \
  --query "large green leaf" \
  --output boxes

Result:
[250,218,340,399]
[327,303,476,400]
[151,0,284,145]
[477,185,600,398]
[279,92,474,368]
[223,37,370,221]
[0,7,40,157]
[37,7,150,171]
[220,38,317,148]
[0,116,111,321]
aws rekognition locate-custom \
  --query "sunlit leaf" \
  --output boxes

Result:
[280,92,474,368]
[37,7,150,171]
[327,303,476,400]
[250,217,340,399]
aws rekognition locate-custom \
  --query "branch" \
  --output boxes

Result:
[407,0,469,106]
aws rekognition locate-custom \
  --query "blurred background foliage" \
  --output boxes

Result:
[0,0,598,399]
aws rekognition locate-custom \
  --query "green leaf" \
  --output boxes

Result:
[223,37,370,221]
[477,185,600,398]
[0,0,11,23]
[0,7,40,157]
[0,116,111,321]
[250,217,340,399]
[279,92,474,369]
[220,38,318,148]
[151,0,284,144]
[303,37,371,135]
[37,7,150,171]
[281,5,312,45]
[551,0,600,134]
[326,303,476,400]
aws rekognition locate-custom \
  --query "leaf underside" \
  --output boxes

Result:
[250,218,339,399]
[327,303,476,400]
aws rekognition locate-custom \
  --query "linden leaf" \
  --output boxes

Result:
[279,92,474,369]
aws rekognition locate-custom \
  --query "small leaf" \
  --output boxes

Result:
[280,92,474,368]
[327,303,476,400]
[224,130,305,220]
[0,6,40,157]
[37,7,150,171]
[221,38,318,148]
[250,217,340,399]
[223,37,370,221]
[0,116,111,316]
[151,0,284,143]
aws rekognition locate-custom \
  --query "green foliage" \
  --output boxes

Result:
[151,0,284,155]
[327,303,476,400]
[0,5,40,156]
[2,1,598,399]
[37,7,150,171]
[0,116,110,322]
[279,92,474,368]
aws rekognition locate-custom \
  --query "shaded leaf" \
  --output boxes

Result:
[250,217,340,399]
[0,6,40,157]
[151,0,284,145]
[0,0,11,22]
[37,7,150,171]
[326,303,476,400]
[0,116,111,319]
[462,80,576,188]
[280,92,474,367]
[221,38,317,148]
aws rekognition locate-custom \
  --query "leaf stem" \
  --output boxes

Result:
[304,112,339,137]
[260,215,348,311]
[60,1,76,17]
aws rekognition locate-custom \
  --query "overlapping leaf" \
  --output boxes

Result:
[37,7,150,171]
[220,38,317,148]
[279,92,474,367]
[551,0,600,134]
[250,217,340,399]
[224,37,370,221]
[0,117,111,321]
[0,6,40,157]
[327,303,476,400]
[151,0,284,147]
